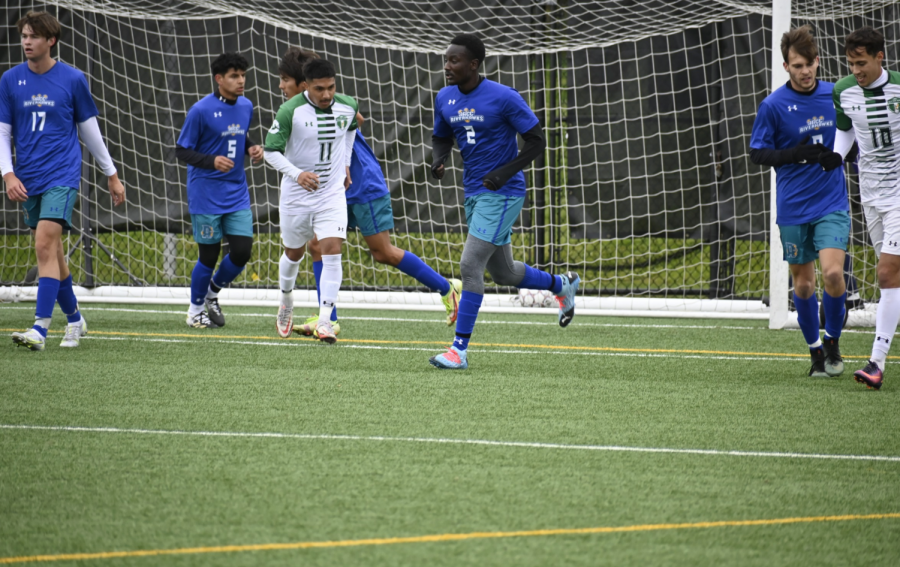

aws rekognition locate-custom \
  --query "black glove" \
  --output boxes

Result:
[791,136,825,164]
[818,150,843,171]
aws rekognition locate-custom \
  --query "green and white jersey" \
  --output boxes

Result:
[264,91,358,213]
[834,69,900,207]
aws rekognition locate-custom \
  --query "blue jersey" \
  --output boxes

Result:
[750,80,848,226]
[177,93,254,215]
[346,130,389,205]
[433,79,539,198]
[0,62,99,196]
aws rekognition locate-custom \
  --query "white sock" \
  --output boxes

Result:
[206,286,219,300]
[319,254,342,323]
[187,302,204,317]
[809,339,822,349]
[279,253,301,295]
[34,317,50,331]
[871,287,900,368]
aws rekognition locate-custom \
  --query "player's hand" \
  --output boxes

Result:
[792,136,825,164]
[107,173,125,207]
[298,171,319,192]
[431,163,445,180]
[3,172,27,202]
[483,178,498,190]
[247,145,264,164]
[344,166,352,191]
[818,150,843,172]
[214,156,235,172]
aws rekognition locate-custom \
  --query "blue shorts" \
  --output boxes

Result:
[464,193,525,246]
[347,194,394,237]
[191,208,254,245]
[779,210,850,265]
[23,186,77,229]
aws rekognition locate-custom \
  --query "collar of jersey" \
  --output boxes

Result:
[785,79,818,96]
[867,68,889,90]
[457,75,486,96]
[302,91,333,113]
[215,89,238,105]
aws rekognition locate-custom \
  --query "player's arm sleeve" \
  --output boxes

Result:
[175,144,217,169]
[77,117,117,176]
[345,130,355,166]
[482,123,546,190]
[0,122,13,176]
[833,128,856,159]
[748,101,793,167]
[431,135,454,172]
[244,133,258,154]
[264,150,302,180]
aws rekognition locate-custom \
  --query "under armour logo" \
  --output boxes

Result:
[877,336,890,344]
[850,105,861,111]
[305,121,314,127]
[18,80,25,86]
[448,99,456,105]
[213,111,222,118]
[890,241,898,247]
[476,227,487,234]
[787,104,797,111]
[454,337,464,345]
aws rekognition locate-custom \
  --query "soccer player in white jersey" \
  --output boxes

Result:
[2,11,124,351]
[264,58,357,343]
[830,27,900,390]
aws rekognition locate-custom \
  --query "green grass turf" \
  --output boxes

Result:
[1,304,899,565]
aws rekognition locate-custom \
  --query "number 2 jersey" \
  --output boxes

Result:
[834,69,900,209]
[749,80,848,226]
[0,61,99,196]
[264,92,358,214]
[177,93,254,215]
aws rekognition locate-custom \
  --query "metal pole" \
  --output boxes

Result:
[80,13,96,287]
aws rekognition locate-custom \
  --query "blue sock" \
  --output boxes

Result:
[190,261,214,307]
[396,251,450,295]
[519,264,563,294]
[314,260,337,322]
[211,254,245,289]
[823,291,847,339]
[794,292,820,346]
[453,291,483,351]
[33,277,60,337]
[56,274,81,323]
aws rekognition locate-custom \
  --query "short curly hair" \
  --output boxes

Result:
[845,26,885,58]
[303,58,335,82]
[450,34,485,68]
[210,52,249,77]
[279,47,319,84]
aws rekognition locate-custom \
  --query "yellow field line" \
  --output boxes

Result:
[1,513,897,564]
[1,328,887,359]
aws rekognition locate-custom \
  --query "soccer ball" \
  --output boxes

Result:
[514,288,555,308]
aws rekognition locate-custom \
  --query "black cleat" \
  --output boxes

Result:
[853,360,884,390]
[808,346,828,378]
[822,336,844,376]
[205,297,226,327]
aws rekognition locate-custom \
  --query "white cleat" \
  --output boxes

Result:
[12,328,46,351]
[276,303,294,338]
[60,319,88,348]
[316,320,337,344]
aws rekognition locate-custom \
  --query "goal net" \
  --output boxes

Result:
[0,1,898,319]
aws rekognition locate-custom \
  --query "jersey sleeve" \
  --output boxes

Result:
[71,72,100,123]
[176,106,202,150]
[502,88,540,134]
[433,94,452,138]
[0,73,12,125]
[749,101,776,150]
[833,89,853,131]
[264,104,294,153]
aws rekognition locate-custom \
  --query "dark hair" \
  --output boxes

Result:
[278,47,319,84]
[210,52,248,77]
[17,11,61,47]
[845,26,885,57]
[781,25,817,63]
[450,34,486,68]
[303,58,335,82]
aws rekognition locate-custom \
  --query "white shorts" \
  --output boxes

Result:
[863,204,900,258]
[280,207,348,249]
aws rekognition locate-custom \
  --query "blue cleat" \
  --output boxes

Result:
[555,271,580,328]
[429,346,468,370]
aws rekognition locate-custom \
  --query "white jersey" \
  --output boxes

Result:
[264,91,358,213]
[834,69,900,208]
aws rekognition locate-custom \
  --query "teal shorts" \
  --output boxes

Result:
[22,186,77,229]
[191,208,254,244]
[465,193,525,246]
[779,210,850,265]
[347,194,395,237]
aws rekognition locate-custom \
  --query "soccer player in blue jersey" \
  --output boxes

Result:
[273,47,463,337]
[429,34,579,370]
[749,26,850,377]
[2,12,124,351]
[176,52,263,328]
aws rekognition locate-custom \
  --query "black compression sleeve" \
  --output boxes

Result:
[749,147,796,168]
[482,124,546,190]
[431,135,454,176]
[175,145,218,170]
[245,134,258,153]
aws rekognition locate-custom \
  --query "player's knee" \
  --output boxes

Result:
[226,236,253,267]
[372,245,403,266]
[877,262,900,288]
[487,267,519,287]
[197,243,221,269]
[821,266,844,290]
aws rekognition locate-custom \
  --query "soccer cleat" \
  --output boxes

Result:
[316,320,338,344]
[294,315,341,338]
[187,311,219,328]
[822,336,844,377]
[12,328,45,351]
[60,319,88,348]
[205,297,225,327]
[853,360,884,390]
[555,271,580,328]
[808,346,828,378]
[429,346,468,370]
[276,303,294,338]
[442,278,463,326]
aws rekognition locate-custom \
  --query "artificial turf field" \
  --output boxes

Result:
[1,303,899,566]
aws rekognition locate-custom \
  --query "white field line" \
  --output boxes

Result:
[2,424,899,463]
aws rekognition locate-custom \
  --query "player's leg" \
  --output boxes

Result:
[294,237,333,337]
[781,221,826,376]
[311,206,348,344]
[812,211,850,377]
[277,212,312,338]
[204,209,254,327]
[187,214,222,328]
[56,239,87,348]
